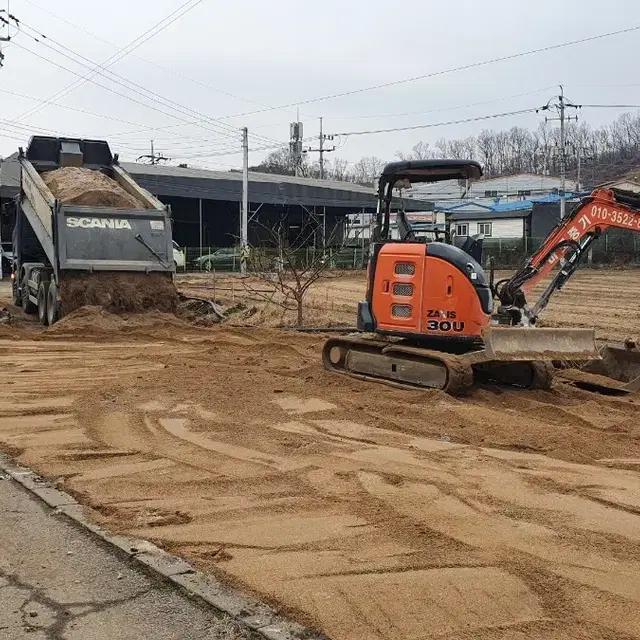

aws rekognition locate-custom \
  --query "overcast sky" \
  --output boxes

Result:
[2,0,640,170]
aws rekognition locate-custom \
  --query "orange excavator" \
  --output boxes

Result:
[323,160,640,394]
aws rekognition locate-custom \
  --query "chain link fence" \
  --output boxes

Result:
[176,232,640,273]
[177,246,370,273]
[478,231,640,268]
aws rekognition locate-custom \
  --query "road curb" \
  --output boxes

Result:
[0,453,327,640]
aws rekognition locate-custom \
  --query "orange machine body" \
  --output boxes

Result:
[366,242,492,340]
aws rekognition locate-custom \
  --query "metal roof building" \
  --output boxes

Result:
[121,162,424,210]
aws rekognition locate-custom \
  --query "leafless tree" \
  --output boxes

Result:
[396,141,435,161]
[347,156,387,186]
[244,213,354,327]
[248,109,640,186]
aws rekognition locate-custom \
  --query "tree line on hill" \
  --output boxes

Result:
[250,110,640,187]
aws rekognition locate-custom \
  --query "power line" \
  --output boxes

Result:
[16,0,207,122]
[10,41,243,149]
[13,21,284,148]
[20,0,310,120]
[155,108,538,159]
[322,86,556,121]
[0,87,256,153]
[581,104,640,109]
[209,24,640,120]
[13,22,242,143]
[333,108,537,137]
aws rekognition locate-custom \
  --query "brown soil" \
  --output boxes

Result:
[0,272,639,639]
[42,167,148,209]
[59,272,179,316]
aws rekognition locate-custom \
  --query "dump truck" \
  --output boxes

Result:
[10,136,175,325]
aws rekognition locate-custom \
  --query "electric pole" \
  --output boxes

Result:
[0,5,20,68]
[537,86,580,217]
[137,140,170,165]
[306,117,336,180]
[240,127,248,276]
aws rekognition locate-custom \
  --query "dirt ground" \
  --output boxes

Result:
[0,271,639,639]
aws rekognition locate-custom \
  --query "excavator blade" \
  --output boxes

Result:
[482,327,599,362]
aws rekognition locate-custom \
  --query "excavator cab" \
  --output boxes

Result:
[359,159,490,342]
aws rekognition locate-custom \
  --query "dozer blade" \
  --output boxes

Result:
[482,327,599,362]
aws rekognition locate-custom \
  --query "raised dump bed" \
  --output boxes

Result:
[11,136,176,325]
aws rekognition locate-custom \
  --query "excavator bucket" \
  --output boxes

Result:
[578,343,640,393]
[482,327,599,362]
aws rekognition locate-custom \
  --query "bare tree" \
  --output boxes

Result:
[249,147,300,176]
[326,157,349,181]
[396,141,434,161]
[244,213,353,327]
[348,156,387,185]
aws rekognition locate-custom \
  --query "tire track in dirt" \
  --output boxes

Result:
[0,314,638,639]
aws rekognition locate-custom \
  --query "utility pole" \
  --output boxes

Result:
[0,4,19,68]
[240,127,248,276]
[306,117,336,180]
[537,86,580,217]
[137,140,170,165]
[319,117,325,180]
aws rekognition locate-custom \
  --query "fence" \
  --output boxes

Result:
[177,232,640,273]
[477,232,640,268]
[178,246,370,273]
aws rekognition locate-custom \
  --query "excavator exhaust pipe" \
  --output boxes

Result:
[482,327,599,362]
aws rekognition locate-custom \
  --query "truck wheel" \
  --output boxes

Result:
[37,281,50,326]
[46,282,61,326]
[21,276,37,315]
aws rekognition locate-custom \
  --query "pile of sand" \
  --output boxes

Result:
[59,273,179,316]
[42,167,148,209]
[45,305,189,336]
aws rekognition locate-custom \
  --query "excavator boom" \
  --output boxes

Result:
[497,183,640,324]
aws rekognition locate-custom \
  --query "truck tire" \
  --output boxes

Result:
[46,281,61,326]
[21,275,37,315]
[37,281,50,326]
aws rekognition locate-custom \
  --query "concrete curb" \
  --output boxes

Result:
[0,453,327,640]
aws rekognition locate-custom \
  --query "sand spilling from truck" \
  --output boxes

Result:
[59,272,179,316]
[42,167,148,209]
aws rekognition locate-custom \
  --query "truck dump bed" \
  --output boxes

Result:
[19,136,174,276]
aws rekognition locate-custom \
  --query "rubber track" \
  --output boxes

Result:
[323,337,475,396]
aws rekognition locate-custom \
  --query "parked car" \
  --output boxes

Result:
[173,241,186,269]
[193,247,242,272]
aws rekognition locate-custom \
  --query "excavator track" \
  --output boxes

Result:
[323,336,554,396]
[323,337,475,395]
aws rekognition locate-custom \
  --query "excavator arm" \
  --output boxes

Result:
[496,185,640,325]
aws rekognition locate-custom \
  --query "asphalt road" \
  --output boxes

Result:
[0,474,252,640]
